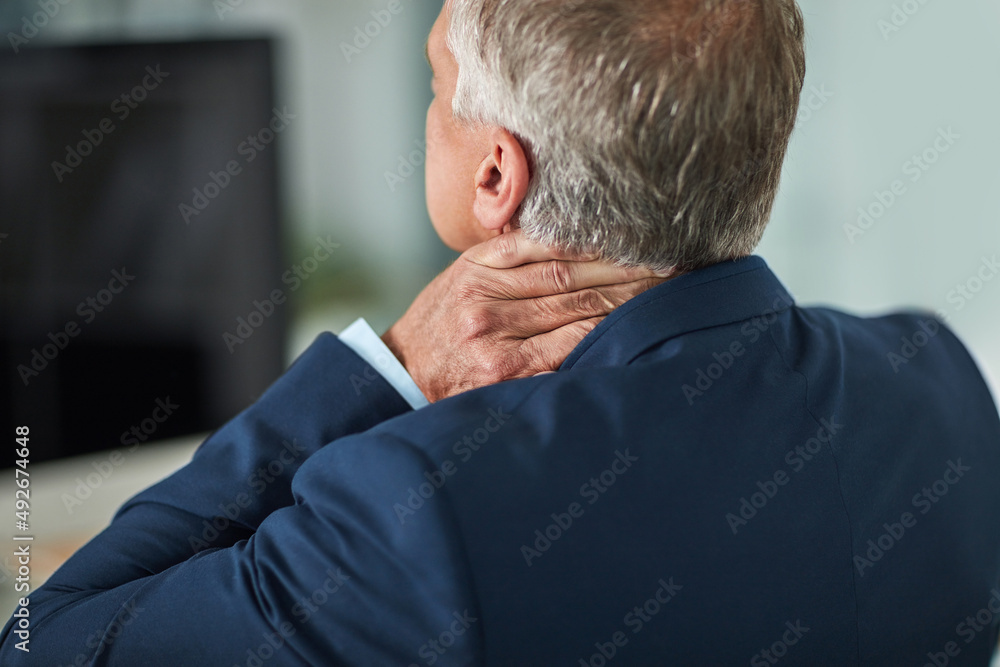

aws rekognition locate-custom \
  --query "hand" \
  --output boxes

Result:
[381,231,669,402]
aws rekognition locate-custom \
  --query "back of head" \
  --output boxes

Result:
[448,0,806,272]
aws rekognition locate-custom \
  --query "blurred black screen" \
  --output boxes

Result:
[0,38,287,464]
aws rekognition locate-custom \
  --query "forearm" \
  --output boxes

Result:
[11,333,410,614]
[0,432,477,666]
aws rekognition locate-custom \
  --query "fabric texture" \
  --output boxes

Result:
[3,256,999,666]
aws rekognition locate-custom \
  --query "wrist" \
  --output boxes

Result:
[381,325,408,374]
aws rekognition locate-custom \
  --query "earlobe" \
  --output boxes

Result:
[473,129,530,232]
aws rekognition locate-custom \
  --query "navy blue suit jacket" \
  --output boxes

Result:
[3,256,1000,665]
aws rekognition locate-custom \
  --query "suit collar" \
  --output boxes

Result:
[561,256,795,370]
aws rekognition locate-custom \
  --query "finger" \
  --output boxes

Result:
[464,230,599,270]
[481,257,666,301]
[516,316,605,374]
[496,279,665,337]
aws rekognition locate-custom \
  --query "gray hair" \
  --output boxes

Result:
[447,0,806,272]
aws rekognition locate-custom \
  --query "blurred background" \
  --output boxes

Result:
[0,0,997,656]
[0,0,442,465]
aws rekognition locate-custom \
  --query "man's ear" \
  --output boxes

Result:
[472,128,530,232]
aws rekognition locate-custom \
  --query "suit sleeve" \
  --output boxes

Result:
[0,334,481,665]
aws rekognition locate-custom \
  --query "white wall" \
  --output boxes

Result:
[760,0,1000,402]
[7,0,998,402]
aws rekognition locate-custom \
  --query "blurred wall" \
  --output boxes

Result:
[2,0,445,343]
[761,0,1000,402]
[3,0,997,402]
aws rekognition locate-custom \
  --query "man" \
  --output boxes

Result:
[4,0,1000,665]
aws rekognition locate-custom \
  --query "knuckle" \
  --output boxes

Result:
[575,289,612,315]
[491,234,518,264]
[545,261,574,293]
[458,308,493,340]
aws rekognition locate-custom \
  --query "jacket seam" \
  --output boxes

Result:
[381,384,548,664]
[764,321,864,665]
